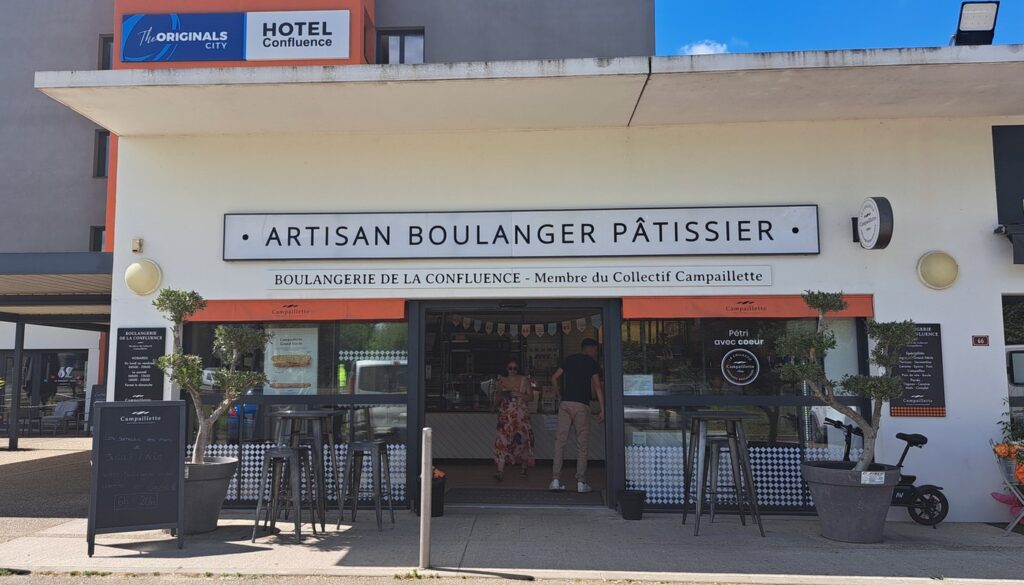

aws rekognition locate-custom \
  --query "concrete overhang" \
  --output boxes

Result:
[34,45,1024,136]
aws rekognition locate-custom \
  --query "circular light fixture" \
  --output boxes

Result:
[916,251,958,290]
[124,259,163,296]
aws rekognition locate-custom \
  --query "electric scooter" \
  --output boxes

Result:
[824,418,949,526]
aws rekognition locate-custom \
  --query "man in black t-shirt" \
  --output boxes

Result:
[548,338,604,493]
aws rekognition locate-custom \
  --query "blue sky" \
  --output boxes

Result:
[656,1,1022,56]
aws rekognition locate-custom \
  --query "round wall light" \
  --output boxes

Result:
[124,259,163,296]
[916,251,958,290]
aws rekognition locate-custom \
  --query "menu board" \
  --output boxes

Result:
[890,323,946,417]
[114,328,166,401]
[87,401,185,556]
[264,326,318,395]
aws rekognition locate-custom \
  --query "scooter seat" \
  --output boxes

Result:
[896,432,928,447]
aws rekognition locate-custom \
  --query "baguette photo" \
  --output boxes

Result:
[271,354,312,368]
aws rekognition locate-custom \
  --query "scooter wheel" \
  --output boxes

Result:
[908,486,949,526]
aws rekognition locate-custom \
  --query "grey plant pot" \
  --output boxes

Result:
[184,456,238,535]
[802,460,900,544]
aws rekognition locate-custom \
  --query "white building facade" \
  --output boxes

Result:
[37,47,1024,521]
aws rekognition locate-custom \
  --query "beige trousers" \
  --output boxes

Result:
[552,400,590,482]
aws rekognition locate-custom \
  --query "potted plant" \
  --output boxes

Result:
[153,288,270,534]
[776,291,916,543]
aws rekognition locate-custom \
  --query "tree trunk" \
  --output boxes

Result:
[192,419,214,465]
[855,426,877,472]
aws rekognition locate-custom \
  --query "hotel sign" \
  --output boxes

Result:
[224,206,819,260]
[121,10,349,63]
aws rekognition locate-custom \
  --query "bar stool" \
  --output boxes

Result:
[251,446,319,542]
[341,439,395,531]
[682,411,765,537]
[270,409,346,530]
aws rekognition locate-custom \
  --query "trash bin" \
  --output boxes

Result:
[619,489,646,520]
[413,476,446,517]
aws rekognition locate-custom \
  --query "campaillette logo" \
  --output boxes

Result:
[120,410,161,423]
[272,303,311,317]
[726,300,766,313]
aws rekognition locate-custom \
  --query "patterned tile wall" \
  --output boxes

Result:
[188,443,408,503]
[625,444,862,510]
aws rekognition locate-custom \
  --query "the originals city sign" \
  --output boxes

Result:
[223,206,820,261]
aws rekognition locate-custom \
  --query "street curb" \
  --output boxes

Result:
[9,566,1024,585]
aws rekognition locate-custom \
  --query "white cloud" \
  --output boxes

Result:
[678,39,728,56]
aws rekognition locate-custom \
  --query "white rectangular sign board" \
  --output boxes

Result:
[245,10,349,60]
[224,206,819,260]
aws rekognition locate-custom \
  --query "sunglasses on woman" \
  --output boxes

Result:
[507,366,518,372]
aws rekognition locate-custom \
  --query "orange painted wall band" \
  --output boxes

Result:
[622,294,874,320]
[188,298,406,322]
[103,135,118,252]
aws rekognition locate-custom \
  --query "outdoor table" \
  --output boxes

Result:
[269,409,346,530]
[683,410,765,537]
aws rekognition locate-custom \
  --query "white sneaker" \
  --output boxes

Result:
[548,478,565,491]
[577,481,593,494]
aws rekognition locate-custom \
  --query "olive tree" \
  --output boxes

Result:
[153,288,270,465]
[776,291,916,471]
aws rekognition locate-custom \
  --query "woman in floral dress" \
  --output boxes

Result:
[493,358,535,481]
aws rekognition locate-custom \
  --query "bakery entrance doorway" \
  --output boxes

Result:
[422,300,613,508]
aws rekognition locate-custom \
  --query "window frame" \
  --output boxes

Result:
[89,226,105,252]
[98,34,114,70]
[376,29,425,65]
[93,130,110,178]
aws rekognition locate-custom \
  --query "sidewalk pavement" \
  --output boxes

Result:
[2,438,1024,584]
[2,507,1024,584]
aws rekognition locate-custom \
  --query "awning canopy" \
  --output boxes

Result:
[33,45,1024,136]
[0,253,113,332]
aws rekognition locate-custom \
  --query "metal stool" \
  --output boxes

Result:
[683,411,765,537]
[703,436,747,525]
[341,440,395,531]
[251,446,320,542]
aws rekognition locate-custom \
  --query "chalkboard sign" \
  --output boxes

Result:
[890,323,946,417]
[114,328,166,401]
[87,401,185,556]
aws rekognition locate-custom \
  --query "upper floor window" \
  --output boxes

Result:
[378,30,424,65]
[99,34,114,70]
[89,226,106,252]
[94,130,110,178]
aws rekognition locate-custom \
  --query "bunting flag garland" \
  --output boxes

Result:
[443,314,606,338]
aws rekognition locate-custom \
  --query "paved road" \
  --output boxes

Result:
[0,448,90,544]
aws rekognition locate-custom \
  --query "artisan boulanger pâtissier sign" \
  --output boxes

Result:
[223,206,819,260]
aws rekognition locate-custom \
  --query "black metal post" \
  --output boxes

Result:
[7,321,25,450]
[406,301,424,502]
